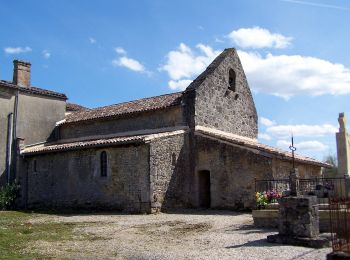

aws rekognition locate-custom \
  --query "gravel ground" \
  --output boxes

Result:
[28,209,331,260]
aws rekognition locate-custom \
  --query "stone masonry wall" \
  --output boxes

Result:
[271,159,321,179]
[195,135,322,209]
[193,49,258,139]
[24,144,151,213]
[149,133,191,212]
[195,135,272,209]
[0,86,15,185]
[60,107,184,140]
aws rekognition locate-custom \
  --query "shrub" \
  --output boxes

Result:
[0,183,19,210]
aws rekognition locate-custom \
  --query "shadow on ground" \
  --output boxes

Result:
[225,238,281,249]
[224,223,277,234]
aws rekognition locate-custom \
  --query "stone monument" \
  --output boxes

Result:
[267,138,331,248]
[336,113,350,177]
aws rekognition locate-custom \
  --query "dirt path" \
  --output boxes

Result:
[27,209,331,259]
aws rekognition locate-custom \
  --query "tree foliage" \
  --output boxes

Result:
[322,154,338,178]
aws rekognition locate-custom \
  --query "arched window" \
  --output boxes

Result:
[228,68,236,92]
[100,151,108,177]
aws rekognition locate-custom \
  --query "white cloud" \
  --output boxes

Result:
[168,79,193,90]
[42,50,51,59]
[112,48,149,74]
[260,117,276,127]
[215,37,224,43]
[89,37,96,44]
[115,47,127,55]
[161,43,221,89]
[228,27,292,49]
[277,140,328,152]
[112,56,145,72]
[238,50,350,99]
[4,46,32,54]
[258,133,272,141]
[266,124,337,139]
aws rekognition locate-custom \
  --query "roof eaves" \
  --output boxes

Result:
[61,91,183,125]
[0,80,67,100]
[21,137,145,156]
[194,127,331,168]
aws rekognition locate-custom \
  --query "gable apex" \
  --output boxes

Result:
[185,48,238,92]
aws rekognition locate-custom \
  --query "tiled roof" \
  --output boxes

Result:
[21,130,186,155]
[66,102,89,112]
[0,80,67,100]
[62,92,183,124]
[195,126,331,168]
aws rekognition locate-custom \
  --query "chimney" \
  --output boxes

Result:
[13,60,31,87]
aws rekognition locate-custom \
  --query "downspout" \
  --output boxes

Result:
[6,113,13,184]
[11,90,19,183]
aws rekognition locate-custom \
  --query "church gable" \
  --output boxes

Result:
[187,48,258,139]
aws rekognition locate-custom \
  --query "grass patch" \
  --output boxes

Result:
[0,211,89,259]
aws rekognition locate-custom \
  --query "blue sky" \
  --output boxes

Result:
[1,0,350,161]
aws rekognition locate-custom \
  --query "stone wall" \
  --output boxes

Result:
[194,135,323,210]
[149,133,191,212]
[194,135,272,209]
[0,88,65,185]
[17,93,66,144]
[60,107,184,140]
[0,86,15,185]
[253,208,332,233]
[271,159,321,179]
[23,144,151,212]
[193,49,258,139]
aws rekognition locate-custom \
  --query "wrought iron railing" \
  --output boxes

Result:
[254,177,348,203]
[254,178,289,196]
[329,198,350,255]
[255,176,350,255]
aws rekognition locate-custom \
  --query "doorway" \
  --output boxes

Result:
[198,170,211,208]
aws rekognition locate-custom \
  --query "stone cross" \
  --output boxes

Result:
[289,168,299,196]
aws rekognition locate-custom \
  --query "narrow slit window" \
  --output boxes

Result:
[33,160,37,172]
[228,69,236,91]
[100,151,108,177]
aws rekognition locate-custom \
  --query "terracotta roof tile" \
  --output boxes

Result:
[195,126,331,168]
[66,102,89,112]
[63,91,183,124]
[21,130,186,155]
[0,80,67,99]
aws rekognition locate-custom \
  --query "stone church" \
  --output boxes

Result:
[0,49,329,213]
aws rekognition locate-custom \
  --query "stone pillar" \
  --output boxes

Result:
[336,113,350,178]
[289,168,300,196]
[278,196,319,238]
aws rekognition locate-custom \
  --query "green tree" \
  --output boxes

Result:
[322,154,338,178]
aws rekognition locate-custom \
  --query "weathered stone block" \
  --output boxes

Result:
[278,196,319,238]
